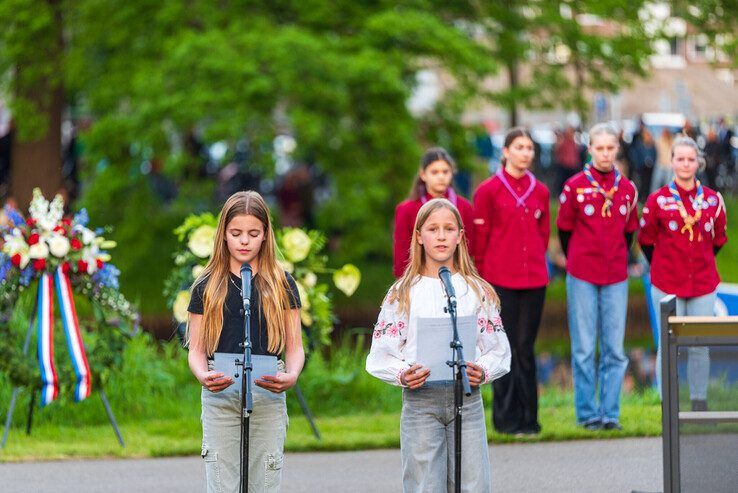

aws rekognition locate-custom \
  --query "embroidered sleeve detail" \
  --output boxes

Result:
[373,320,403,339]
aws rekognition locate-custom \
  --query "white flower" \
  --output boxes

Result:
[28,188,64,232]
[80,227,96,245]
[303,271,317,288]
[3,233,28,255]
[2,234,29,268]
[192,265,205,279]
[48,235,70,258]
[28,242,50,260]
[333,264,361,296]
[281,229,311,262]
[188,225,216,258]
[173,290,191,323]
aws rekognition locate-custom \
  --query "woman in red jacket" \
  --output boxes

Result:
[473,128,550,435]
[639,135,727,411]
[393,147,474,278]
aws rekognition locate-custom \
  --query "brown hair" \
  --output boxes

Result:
[188,191,295,355]
[500,127,533,167]
[389,198,499,315]
[408,147,457,201]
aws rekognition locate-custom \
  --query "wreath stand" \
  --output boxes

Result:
[1,298,125,449]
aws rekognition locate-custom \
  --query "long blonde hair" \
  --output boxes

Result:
[189,191,295,356]
[389,198,499,315]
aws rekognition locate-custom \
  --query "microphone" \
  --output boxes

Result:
[240,264,252,308]
[438,266,456,308]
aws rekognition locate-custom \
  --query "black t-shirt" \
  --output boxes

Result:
[187,271,301,357]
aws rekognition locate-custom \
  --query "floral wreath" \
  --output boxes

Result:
[163,213,361,350]
[0,189,138,403]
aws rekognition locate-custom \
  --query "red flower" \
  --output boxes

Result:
[11,254,22,266]
[70,238,82,250]
[96,259,104,270]
[33,258,46,271]
[27,233,40,246]
[77,260,88,273]
[26,218,35,227]
[53,225,66,234]
[62,218,72,227]
[61,262,71,275]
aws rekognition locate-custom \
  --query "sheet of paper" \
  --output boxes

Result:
[416,315,477,382]
[213,353,278,386]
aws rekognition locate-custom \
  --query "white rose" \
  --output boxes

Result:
[188,225,216,259]
[281,229,311,262]
[173,290,191,323]
[303,271,317,288]
[48,235,70,258]
[28,242,50,260]
[192,265,205,279]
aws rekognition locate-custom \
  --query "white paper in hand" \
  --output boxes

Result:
[213,353,278,387]
[416,315,477,382]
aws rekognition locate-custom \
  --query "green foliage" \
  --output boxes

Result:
[0,332,664,459]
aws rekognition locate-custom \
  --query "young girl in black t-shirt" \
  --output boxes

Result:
[187,191,303,493]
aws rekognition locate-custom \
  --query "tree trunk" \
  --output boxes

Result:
[9,0,64,209]
[10,86,63,208]
[507,60,519,128]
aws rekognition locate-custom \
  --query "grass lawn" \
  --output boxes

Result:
[0,387,662,462]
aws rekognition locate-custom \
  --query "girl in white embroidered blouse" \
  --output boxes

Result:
[366,198,511,493]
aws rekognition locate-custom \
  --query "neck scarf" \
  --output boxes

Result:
[496,168,536,208]
[669,179,704,242]
[583,163,621,217]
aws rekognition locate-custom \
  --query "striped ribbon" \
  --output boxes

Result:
[37,267,92,406]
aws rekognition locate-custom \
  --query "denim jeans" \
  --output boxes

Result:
[201,370,288,493]
[651,286,714,401]
[566,274,629,424]
[401,382,491,493]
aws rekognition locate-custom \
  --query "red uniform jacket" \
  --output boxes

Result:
[473,170,550,289]
[638,184,728,298]
[556,168,639,285]
[392,191,474,278]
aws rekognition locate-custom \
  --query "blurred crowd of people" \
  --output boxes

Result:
[548,116,737,200]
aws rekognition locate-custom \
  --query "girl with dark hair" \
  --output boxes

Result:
[472,127,550,435]
[639,136,728,411]
[368,198,510,492]
[393,147,475,278]
[187,191,304,492]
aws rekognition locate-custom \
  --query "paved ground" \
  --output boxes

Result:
[0,437,663,492]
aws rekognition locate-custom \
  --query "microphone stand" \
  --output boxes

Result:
[444,283,471,493]
[236,265,253,493]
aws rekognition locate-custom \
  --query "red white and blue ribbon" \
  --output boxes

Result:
[37,273,58,406]
[37,267,92,406]
[54,267,92,402]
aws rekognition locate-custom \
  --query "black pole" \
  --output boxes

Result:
[292,384,321,440]
[238,265,254,493]
[25,391,36,436]
[443,276,471,493]
[99,388,125,447]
